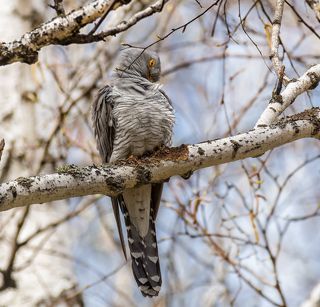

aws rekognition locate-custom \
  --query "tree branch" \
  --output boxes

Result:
[255,64,320,127]
[0,0,170,66]
[270,0,290,84]
[0,108,319,212]
[62,0,170,45]
[0,0,131,66]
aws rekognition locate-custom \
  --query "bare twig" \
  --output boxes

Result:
[51,0,170,44]
[49,0,66,16]
[0,206,30,291]
[0,139,4,163]
[88,0,118,35]
[285,1,320,39]
[122,1,221,51]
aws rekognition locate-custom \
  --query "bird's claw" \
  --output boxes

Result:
[181,170,193,180]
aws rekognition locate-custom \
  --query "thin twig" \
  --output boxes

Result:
[88,0,118,35]
[48,0,66,16]
[0,139,4,163]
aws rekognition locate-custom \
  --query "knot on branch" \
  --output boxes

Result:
[307,71,320,90]
[0,271,17,291]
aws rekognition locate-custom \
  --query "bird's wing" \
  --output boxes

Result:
[151,184,163,220]
[92,85,127,259]
[92,86,115,163]
[150,89,173,220]
[159,88,173,107]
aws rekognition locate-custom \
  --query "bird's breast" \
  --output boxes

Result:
[112,94,174,158]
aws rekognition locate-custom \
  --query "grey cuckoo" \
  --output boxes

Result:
[91,49,175,297]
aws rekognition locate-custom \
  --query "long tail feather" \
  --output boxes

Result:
[123,205,162,297]
[111,197,127,260]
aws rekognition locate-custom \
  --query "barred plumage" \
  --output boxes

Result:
[91,49,175,297]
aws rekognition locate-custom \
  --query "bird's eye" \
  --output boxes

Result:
[148,58,156,67]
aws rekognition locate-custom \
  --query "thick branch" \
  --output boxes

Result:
[0,0,170,66]
[0,108,319,212]
[0,0,130,66]
[255,64,320,127]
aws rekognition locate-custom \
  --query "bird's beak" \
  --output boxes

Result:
[148,68,160,82]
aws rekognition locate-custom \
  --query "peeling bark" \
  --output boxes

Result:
[0,108,319,212]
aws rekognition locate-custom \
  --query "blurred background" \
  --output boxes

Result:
[0,0,319,306]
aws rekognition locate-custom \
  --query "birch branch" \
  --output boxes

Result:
[270,0,290,84]
[0,0,121,65]
[0,108,319,212]
[62,0,169,44]
[0,0,169,66]
[255,64,320,127]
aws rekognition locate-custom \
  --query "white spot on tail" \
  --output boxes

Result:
[151,275,160,282]
[128,238,134,244]
[131,252,143,259]
[139,285,150,291]
[145,288,157,296]
[138,278,148,284]
[148,256,158,263]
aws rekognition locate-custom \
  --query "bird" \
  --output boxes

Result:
[91,48,175,297]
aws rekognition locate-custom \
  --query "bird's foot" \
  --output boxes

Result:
[181,170,193,180]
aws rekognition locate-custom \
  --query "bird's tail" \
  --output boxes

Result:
[122,205,162,297]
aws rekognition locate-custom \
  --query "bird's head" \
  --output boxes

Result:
[116,49,161,82]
